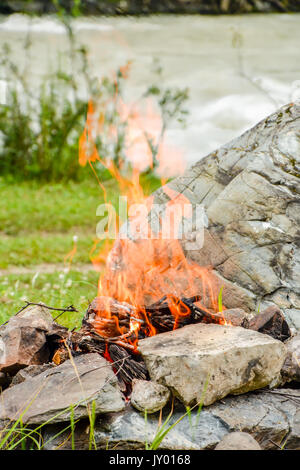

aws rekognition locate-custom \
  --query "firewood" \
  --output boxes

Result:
[108,344,148,383]
[83,294,218,337]
[35,295,292,389]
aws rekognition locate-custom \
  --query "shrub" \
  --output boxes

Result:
[0,28,189,182]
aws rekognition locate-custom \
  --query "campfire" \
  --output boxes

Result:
[0,96,293,402]
[48,295,291,391]
[48,96,292,391]
[1,103,299,450]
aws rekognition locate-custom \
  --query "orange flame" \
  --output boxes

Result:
[78,67,226,343]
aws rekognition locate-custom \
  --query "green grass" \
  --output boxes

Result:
[0,178,106,327]
[0,175,160,236]
[0,270,99,329]
[0,178,110,236]
[0,233,95,268]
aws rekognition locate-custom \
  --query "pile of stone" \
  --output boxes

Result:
[0,301,299,450]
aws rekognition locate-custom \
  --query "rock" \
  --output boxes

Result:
[287,408,300,450]
[281,334,300,382]
[215,431,261,450]
[107,103,300,330]
[41,388,300,450]
[138,323,286,406]
[131,379,170,414]
[284,309,300,333]
[10,363,55,387]
[16,304,54,329]
[0,353,125,426]
[210,389,300,450]
[0,304,54,374]
[42,404,227,450]
[215,308,250,327]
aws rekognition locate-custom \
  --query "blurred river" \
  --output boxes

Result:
[0,13,299,167]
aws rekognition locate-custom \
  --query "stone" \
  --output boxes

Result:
[0,353,125,426]
[10,363,55,387]
[138,323,286,406]
[131,379,170,414]
[42,405,227,450]
[287,408,300,450]
[211,308,251,327]
[107,103,300,330]
[281,334,300,383]
[0,304,54,374]
[284,309,300,333]
[215,432,261,450]
[41,388,300,450]
[16,304,54,329]
[210,389,300,450]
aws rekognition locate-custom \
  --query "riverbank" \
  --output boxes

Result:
[1,0,300,16]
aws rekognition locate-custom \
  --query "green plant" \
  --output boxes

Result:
[70,404,75,450]
[0,21,189,183]
[218,285,224,312]
[52,0,83,17]
[185,375,209,441]
[88,400,97,450]
[0,42,89,182]
[145,404,194,451]
[0,405,82,450]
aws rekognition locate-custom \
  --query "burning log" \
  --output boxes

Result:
[45,323,148,384]
[143,295,203,333]
[83,294,227,338]
[58,294,224,384]
[82,296,138,337]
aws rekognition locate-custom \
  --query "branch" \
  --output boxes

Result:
[0,301,78,328]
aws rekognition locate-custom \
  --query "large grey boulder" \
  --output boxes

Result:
[42,388,300,450]
[0,353,125,426]
[138,323,286,406]
[107,103,300,331]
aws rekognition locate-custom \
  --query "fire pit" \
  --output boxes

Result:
[31,292,291,393]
